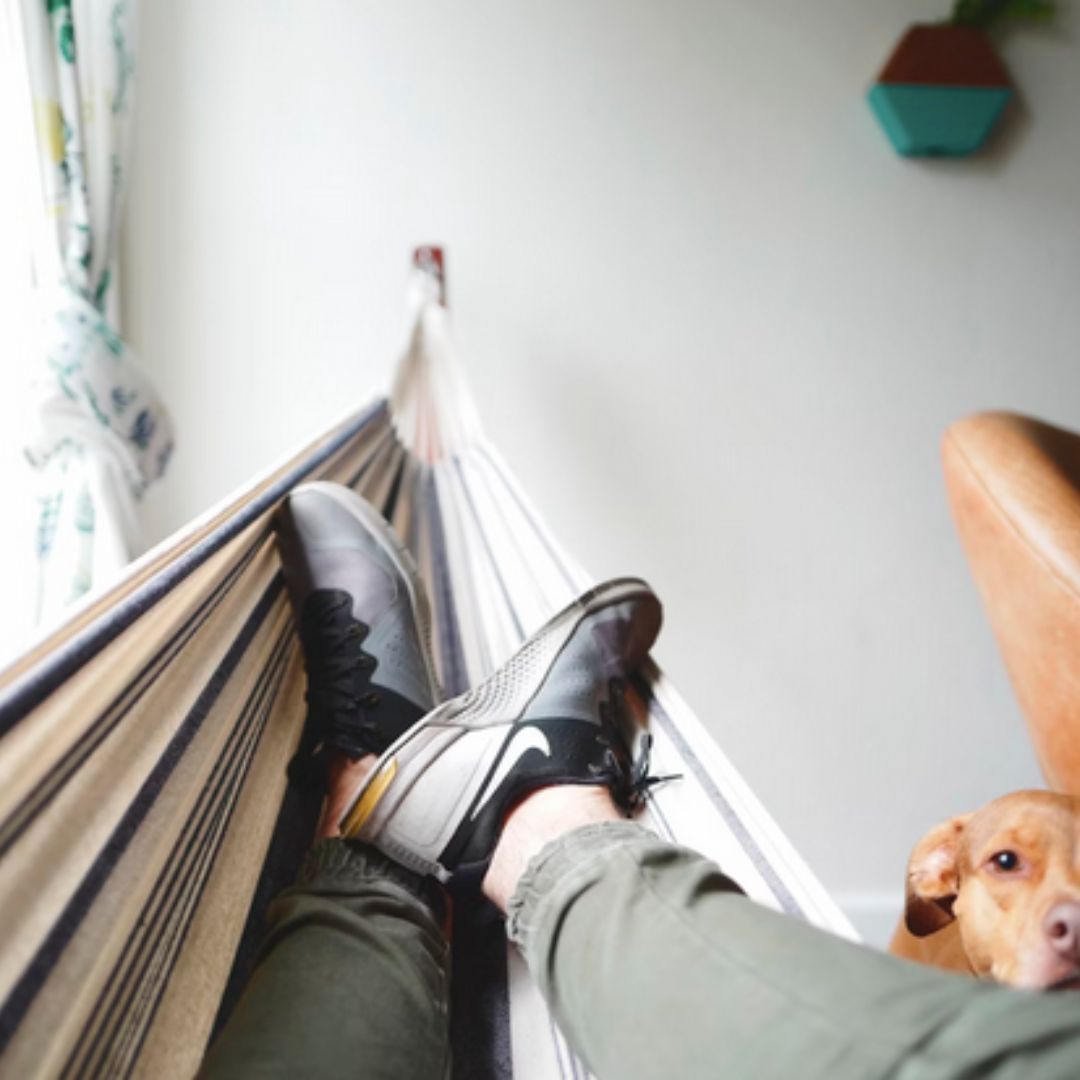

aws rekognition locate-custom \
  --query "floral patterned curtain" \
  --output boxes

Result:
[17,0,173,621]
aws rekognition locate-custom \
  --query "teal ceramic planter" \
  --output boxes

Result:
[868,25,1014,157]
[868,84,1012,156]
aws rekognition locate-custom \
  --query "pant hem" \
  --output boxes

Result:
[506,821,654,947]
[299,838,446,917]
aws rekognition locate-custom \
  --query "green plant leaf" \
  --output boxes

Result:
[949,0,1055,26]
[1004,0,1056,20]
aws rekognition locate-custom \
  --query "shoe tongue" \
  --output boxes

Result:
[301,586,352,620]
[590,612,646,677]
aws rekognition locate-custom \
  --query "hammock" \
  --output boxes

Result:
[0,253,853,1080]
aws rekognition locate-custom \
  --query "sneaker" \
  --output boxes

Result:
[274,482,441,785]
[339,577,663,880]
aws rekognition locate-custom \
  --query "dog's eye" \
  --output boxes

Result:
[990,850,1021,872]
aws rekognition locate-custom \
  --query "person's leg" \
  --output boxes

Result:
[486,785,1080,1080]
[332,567,1080,1079]
[201,755,451,1080]
[201,484,451,1076]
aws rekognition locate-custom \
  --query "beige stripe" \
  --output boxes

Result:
[0,414,394,1077]
[0,407,386,694]
[0,541,285,1076]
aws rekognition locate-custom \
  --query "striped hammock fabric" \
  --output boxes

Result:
[0,274,854,1080]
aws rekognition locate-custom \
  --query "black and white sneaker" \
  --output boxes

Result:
[274,482,441,786]
[338,578,663,880]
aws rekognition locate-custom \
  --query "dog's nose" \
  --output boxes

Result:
[1044,902,1080,960]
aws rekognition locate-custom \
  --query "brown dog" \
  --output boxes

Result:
[890,790,1080,989]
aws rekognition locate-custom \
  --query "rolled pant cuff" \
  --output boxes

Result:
[297,838,446,918]
[506,821,655,950]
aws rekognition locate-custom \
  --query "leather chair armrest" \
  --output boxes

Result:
[943,412,1080,794]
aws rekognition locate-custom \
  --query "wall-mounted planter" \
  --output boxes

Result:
[868,25,1013,156]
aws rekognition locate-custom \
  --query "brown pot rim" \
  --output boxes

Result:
[877,23,1012,88]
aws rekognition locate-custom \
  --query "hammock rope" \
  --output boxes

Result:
[0,261,852,1079]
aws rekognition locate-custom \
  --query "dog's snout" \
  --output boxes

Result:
[1043,902,1080,960]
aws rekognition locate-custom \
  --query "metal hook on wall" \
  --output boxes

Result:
[413,246,447,307]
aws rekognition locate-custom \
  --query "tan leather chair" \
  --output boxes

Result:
[944,412,1080,793]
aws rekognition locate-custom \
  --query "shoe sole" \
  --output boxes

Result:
[292,481,442,704]
[339,576,659,880]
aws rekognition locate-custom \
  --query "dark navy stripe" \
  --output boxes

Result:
[449,894,514,1080]
[381,451,407,523]
[208,726,323,1042]
[0,529,269,858]
[0,579,284,1053]
[99,700,266,1080]
[124,632,289,1043]
[0,402,386,733]
[110,636,291,1080]
[346,426,395,490]
[633,673,805,918]
[69,628,292,1077]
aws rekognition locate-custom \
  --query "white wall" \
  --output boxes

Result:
[124,0,1080,942]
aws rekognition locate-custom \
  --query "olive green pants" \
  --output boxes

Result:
[202,823,1080,1079]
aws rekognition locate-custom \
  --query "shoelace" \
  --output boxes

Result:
[594,678,680,812]
[301,593,382,756]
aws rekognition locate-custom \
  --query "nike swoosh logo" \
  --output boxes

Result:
[471,726,551,821]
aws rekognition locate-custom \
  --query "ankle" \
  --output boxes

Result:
[482,785,623,911]
[316,752,378,839]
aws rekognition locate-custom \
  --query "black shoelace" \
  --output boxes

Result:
[593,678,680,812]
[300,592,382,759]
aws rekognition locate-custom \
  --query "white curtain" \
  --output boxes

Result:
[16,0,173,621]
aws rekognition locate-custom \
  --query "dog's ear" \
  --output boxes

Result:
[904,813,974,938]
